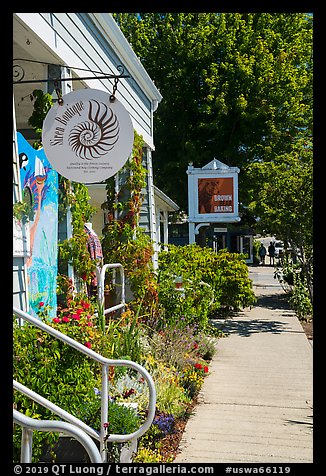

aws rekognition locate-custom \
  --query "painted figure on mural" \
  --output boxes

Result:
[17,132,58,318]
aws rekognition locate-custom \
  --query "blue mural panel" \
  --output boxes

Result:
[17,132,58,318]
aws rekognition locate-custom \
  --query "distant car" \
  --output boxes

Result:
[274,241,284,258]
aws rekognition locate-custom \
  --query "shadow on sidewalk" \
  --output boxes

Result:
[254,292,291,310]
[215,291,295,338]
[222,317,289,337]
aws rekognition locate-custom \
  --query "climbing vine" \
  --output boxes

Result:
[101,131,159,318]
[28,89,54,149]
[57,177,97,285]
[25,90,158,313]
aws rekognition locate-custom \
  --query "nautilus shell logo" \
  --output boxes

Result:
[42,89,134,184]
[68,100,120,160]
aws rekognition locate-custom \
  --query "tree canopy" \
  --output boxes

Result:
[113,13,313,254]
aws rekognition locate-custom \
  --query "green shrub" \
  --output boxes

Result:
[289,272,313,321]
[158,244,256,325]
[13,320,101,462]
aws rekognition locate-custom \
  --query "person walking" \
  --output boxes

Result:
[258,242,267,265]
[268,241,276,266]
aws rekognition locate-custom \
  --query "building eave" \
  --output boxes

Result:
[90,13,163,105]
[154,185,179,212]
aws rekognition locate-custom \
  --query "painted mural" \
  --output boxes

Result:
[17,132,58,318]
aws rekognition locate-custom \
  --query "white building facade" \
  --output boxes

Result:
[13,13,163,312]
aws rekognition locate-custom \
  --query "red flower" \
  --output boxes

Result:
[194,363,203,370]
[193,342,199,349]
[76,308,83,315]
[82,302,91,309]
[38,301,44,307]
[84,342,92,349]
[62,316,70,323]
[204,366,209,373]
[52,317,61,324]
[81,273,87,281]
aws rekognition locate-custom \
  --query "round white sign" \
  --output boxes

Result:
[42,89,134,183]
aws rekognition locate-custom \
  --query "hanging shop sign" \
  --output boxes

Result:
[187,158,240,223]
[42,88,134,183]
[198,177,234,214]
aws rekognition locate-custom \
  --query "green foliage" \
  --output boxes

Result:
[133,447,166,463]
[158,244,256,327]
[142,355,191,418]
[101,131,159,317]
[275,258,313,321]
[13,319,100,462]
[289,273,313,321]
[28,89,54,149]
[113,13,313,212]
[147,321,217,372]
[179,368,204,399]
[214,249,257,312]
[13,200,34,224]
[106,402,140,435]
[58,179,97,284]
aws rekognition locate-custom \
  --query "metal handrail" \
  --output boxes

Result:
[13,380,99,441]
[96,263,125,316]
[13,306,156,462]
[13,409,102,463]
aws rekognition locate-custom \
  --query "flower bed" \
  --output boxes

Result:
[14,244,255,462]
[13,291,220,463]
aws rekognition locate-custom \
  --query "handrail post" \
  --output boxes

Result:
[100,364,109,462]
[21,427,33,463]
[120,264,125,311]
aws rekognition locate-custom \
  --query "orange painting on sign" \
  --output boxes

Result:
[198,177,234,214]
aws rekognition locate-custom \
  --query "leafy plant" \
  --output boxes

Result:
[274,258,313,321]
[158,244,256,327]
[101,131,159,319]
[28,89,54,149]
[58,179,97,285]
[142,355,191,418]
[13,199,35,224]
[133,447,166,463]
[289,272,313,321]
[13,319,100,462]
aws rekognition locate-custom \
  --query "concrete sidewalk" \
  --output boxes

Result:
[174,265,313,463]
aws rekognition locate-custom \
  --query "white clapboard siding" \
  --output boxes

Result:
[15,13,161,149]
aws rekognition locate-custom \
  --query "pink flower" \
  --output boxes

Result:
[87,322,93,327]
[72,313,81,320]
[84,342,92,349]
[52,318,61,324]
[76,308,83,315]
[62,316,70,323]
